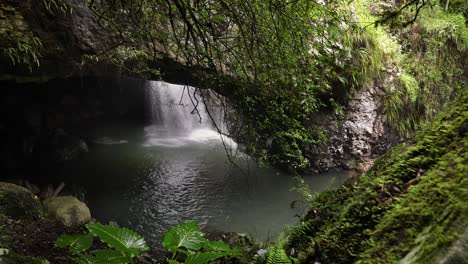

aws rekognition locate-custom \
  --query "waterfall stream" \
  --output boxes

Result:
[143,81,233,148]
[147,81,210,132]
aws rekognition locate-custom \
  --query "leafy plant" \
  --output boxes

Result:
[285,91,468,263]
[266,235,295,264]
[42,0,72,14]
[55,223,148,264]
[3,37,42,73]
[86,0,365,172]
[162,221,241,264]
[55,234,93,255]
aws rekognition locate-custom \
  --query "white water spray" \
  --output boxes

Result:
[144,81,236,148]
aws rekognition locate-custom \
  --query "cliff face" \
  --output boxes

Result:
[0,0,113,81]
[306,68,400,172]
[0,0,212,85]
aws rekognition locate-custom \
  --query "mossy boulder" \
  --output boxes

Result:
[0,182,43,220]
[43,196,91,227]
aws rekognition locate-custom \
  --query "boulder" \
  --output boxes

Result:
[0,182,43,220]
[43,196,91,227]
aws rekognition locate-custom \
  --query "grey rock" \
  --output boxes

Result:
[306,70,400,172]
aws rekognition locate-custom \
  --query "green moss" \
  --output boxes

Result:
[0,214,12,249]
[43,196,91,227]
[285,91,468,263]
[0,183,44,220]
[399,72,419,103]
[385,4,468,136]
[359,142,468,263]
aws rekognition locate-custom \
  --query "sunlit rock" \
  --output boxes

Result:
[43,196,90,227]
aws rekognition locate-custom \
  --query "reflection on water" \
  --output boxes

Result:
[59,122,348,248]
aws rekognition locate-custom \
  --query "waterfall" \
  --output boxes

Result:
[147,81,212,132]
[144,81,231,148]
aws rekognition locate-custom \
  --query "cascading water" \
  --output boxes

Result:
[147,81,211,131]
[143,81,231,148]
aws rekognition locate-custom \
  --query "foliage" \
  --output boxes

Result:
[266,235,295,264]
[83,0,465,171]
[348,0,467,137]
[81,0,467,171]
[2,37,42,73]
[162,221,206,254]
[41,0,72,14]
[55,223,148,264]
[85,0,399,171]
[81,47,154,78]
[55,234,93,255]
[385,3,467,136]
[162,221,241,264]
[285,91,468,263]
[290,176,315,204]
[86,223,148,257]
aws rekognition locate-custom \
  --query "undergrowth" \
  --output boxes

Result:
[385,4,467,136]
[284,90,468,263]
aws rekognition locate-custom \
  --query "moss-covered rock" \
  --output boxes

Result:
[0,182,43,220]
[432,227,468,264]
[285,91,468,263]
[43,196,90,227]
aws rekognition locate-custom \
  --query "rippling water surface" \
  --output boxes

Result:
[59,122,348,248]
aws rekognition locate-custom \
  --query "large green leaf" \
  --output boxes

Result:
[75,249,132,264]
[55,234,93,254]
[202,240,231,252]
[86,223,148,257]
[184,251,230,264]
[203,240,241,256]
[162,221,206,254]
[92,249,132,263]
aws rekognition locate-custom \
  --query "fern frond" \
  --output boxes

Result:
[267,235,292,264]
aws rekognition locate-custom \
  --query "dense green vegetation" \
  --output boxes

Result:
[162,221,240,263]
[56,223,149,263]
[0,0,466,263]
[284,91,467,263]
[84,0,358,170]
[80,0,468,170]
[2,0,466,171]
[53,221,240,264]
[383,3,468,136]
